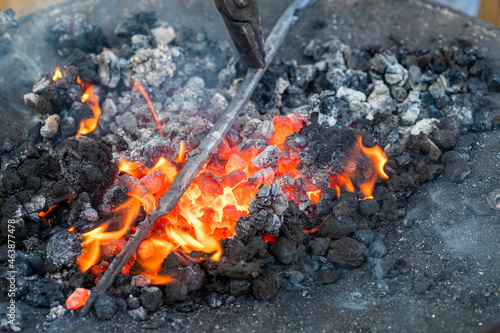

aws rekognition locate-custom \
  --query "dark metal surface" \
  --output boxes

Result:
[214,0,266,68]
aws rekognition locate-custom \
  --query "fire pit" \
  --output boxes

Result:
[1,0,500,332]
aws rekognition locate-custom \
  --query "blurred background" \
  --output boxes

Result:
[0,0,498,27]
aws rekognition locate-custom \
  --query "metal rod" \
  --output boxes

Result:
[80,0,316,316]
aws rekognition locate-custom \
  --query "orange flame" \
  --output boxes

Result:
[357,136,389,179]
[132,78,164,137]
[38,204,58,218]
[174,140,186,163]
[76,114,390,286]
[76,86,102,137]
[77,198,141,272]
[52,67,62,81]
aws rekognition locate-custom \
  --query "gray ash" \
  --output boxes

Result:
[2,10,500,323]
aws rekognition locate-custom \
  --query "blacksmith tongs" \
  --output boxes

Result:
[214,0,266,68]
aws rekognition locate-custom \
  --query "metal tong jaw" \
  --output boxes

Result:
[214,0,266,68]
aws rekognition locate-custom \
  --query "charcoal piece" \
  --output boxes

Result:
[385,63,408,86]
[367,80,395,114]
[251,60,288,110]
[483,66,500,92]
[131,44,175,87]
[204,292,223,309]
[369,258,395,279]
[466,77,488,96]
[292,64,317,89]
[327,237,366,268]
[224,238,250,262]
[368,239,387,258]
[115,111,138,134]
[315,265,343,284]
[56,139,118,205]
[93,294,117,320]
[97,49,121,88]
[237,139,268,152]
[164,281,188,303]
[129,275,151,288]
[236,184,288,239]
[398,91,421,125]
[444,157,470,183]
[127,296,140,310]
[486,188,500,210]
[429,80,450,109]
[315,215,357,239]
[441,70,467,93]
[251,271,279,301]
[25,278,64,307]
[406,134,442,162]
[114,298,127,313]
[151,22,176,45]
[229,279,252,296]
[236,211,279,240]
[128,307,149,321]
[280,133,308,164]
[358,198,379,217]
[203,261,261,279]
[283,84,307,109]
[303,257,320,274]
[114,12,157,38]
[40,114,61,139]
[139,287,163,312]
[50,14,107,56]
[381,199,399,221]
[2,171,23,194]
[44,230,82,273]
[131,34,152,50]
[128,137,176,168]
[431,129,456,149]
[80,207,99,222]
[354,229,376,247]
[392,86,407,102]
[310,238,331,256]
[178,265,205,293]
[314,188,337,220]
[251,145,280,170]
[386,174,411,193]
[269,237,298,265]
[24,176,41,191]
[280,202,307,243]
[298,125,356,187]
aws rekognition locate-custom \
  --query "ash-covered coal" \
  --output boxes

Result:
[3,9,500,324]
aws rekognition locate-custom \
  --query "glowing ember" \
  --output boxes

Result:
[263,234,277,243]
[76,114,389,285]
[38,204,58,218]
[132,78,164,136]
[65,288,90,310]
[52,67,62,81]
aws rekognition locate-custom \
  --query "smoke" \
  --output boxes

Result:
[0,2,69,129]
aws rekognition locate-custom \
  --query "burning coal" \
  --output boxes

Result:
[71,110,389,285]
